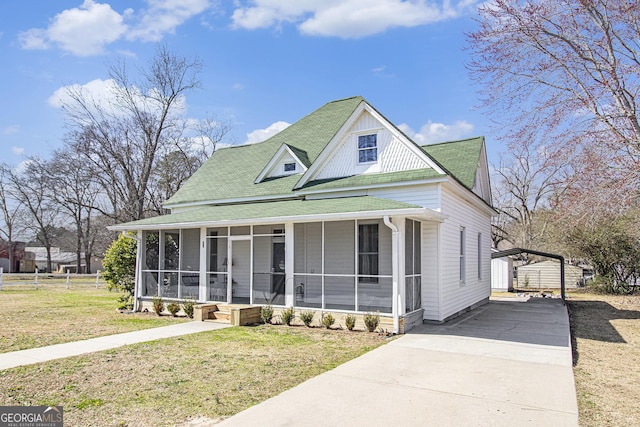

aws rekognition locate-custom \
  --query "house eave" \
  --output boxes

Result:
[108,207,445,232]
[296,176,448,196]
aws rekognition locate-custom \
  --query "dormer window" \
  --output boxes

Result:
[358,134,377,163]
[284,162,297,173]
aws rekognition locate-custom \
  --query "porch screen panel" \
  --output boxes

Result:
[252,235,285,305]
[405,220,422,313]
[294,275,322,308]
[325,276,355,311]
[206,228,228,302]
[141,231,159,296]
[358,276,392,313]
[294,223,322,274]
[324,221,355,274]
[161,231,180,298]
[294,222,322,309]
[180,228,200,299]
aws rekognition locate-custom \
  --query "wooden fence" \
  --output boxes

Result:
[0,268,104,290]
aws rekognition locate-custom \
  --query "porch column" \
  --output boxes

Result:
[199,227,207,302]
[134,230,143,312]
[284,222,295,306]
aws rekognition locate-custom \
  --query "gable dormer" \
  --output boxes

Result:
[295,101,444,188]
[255,143,309,183]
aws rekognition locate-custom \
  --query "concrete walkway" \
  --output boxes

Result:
[218,297,578,426]
[0,321,229,370]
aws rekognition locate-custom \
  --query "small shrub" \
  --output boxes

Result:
[281,307,295,326]
[321,312,335,329]
[261,304,274,324]
[182,299,195,319]
[344,314,357,331]
[167,302,180,317]
[363,311,380,332]
[152,296,164,316]
[300,310,315,327]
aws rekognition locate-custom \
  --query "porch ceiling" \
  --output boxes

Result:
[109,196,445,231]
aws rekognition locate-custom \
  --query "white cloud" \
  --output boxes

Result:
[127,0,211,42]
[12,146,25,155]
[231,0,478,38]
[232,82,245,90]
[399,120,474,144]
[18,0,211,56]
[19,0,129,56]
[49,78,187,118]
[244,121,290,144]
[3,125,20,136]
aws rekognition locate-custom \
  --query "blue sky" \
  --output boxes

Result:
[0,0,499,168]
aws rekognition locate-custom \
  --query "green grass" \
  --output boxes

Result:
[0,325,387,426]
[0,284,187,353]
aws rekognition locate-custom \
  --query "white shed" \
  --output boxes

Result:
[491,252,513,291]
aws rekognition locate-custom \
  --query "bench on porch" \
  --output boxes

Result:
[194,303,261,326]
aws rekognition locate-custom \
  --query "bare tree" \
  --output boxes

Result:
[469,0,640,195]
[45,149,103,273]
[60,45,216,222]
[0,164,25,272]
[492,143,571,259]
[9,158,61,272]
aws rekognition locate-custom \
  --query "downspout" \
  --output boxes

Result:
[383,215,399,334]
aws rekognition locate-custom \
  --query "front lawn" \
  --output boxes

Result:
[0,284,187,353]
[0,325,387,426]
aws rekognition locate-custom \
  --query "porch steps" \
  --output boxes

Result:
[194,303,261,326]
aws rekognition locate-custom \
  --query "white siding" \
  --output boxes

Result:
[315,111,429,179]
[517,260,583,289]
[437,187,492,320]
[306,183,441,211]
[421,221,440,320]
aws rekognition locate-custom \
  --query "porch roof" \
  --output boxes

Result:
[109,196,445,231]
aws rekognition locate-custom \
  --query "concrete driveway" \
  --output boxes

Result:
[218,297,578,426]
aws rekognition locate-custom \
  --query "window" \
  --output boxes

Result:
[459,227,466,284]
[284,162,296,172]
[358,134,377,163]
[358,223,379,283]
[477,233,482,280]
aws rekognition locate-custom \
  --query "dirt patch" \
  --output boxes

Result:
[567,293,640,426]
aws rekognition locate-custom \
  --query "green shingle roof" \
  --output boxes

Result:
[422,136,484,190]
[300,168,444,192]
[163,96,484,208]
[164,96,364,207]
[111,196,424,230]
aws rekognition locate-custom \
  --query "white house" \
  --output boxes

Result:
[517,260,587,289]
[110,97,495,333]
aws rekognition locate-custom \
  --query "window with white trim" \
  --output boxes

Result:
[283,162,296,173]
[358,134,377,163]
[459,227,466,284]
[477,232,482,280]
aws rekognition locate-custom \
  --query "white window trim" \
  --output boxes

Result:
[283,162,297,174]
[356,131,379,165]
[459,226,466,285]
[477,232,482,280]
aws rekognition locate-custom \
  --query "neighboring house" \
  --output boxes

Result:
[516,260,588,289]
[0,240,26,273]
[491,250,513,291]
[110,96,495,333]
[24,247,102,273]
